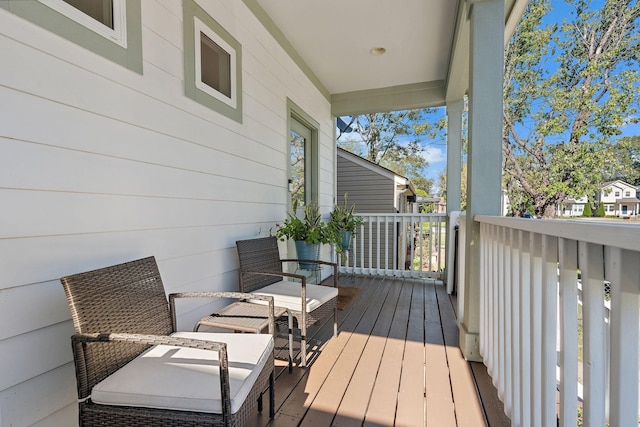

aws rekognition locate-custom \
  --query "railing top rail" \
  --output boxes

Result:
[356,213,448,218]
[475,215,640,252]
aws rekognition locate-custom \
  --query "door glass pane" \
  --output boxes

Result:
[290,128,305,213]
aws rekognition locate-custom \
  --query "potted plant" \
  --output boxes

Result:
[329,194,364,261]
[274,201,332,269]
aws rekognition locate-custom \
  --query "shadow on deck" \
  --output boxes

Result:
[247,275,509,427]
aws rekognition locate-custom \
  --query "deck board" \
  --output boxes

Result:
[425,283,457,426]
[436,284,488,427]
[396,281,427,426]
[251,276,506,427]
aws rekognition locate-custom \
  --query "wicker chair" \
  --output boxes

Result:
[235,236,338,367]
[60,256,275,427]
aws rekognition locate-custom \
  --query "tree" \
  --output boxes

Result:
[338,110,434,194]
[583,202,593,217]
[596,202,606,216]
[503,0,640,218]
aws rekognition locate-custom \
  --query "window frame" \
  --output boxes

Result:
[39,0,127,47]
[183,0,243,123]
[1,0,142,73]
[193,17,237,109]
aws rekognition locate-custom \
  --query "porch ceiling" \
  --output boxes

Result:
[249,0,527,115]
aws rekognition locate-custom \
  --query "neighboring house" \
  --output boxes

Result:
[557,195,588,217]
[557,181,640,218]
[596,180,640,218]
[336,148,417,269]
[336,147,416,214]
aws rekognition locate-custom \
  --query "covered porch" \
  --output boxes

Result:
[0,0,562,425]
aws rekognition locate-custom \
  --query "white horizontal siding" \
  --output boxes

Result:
[1,364,77,427]
[0,0,334,424]
[0,224,269,290]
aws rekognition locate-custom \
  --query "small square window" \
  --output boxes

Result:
[625,191,631,197]
[183,0,242,123]
[615,191,620,197]
[194,18,236,108]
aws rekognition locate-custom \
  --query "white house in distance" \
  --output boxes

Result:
[558,180,640,218]
[596,180,640,218]
[557,195,589,217]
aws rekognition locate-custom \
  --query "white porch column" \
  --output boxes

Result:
[446,99,463,213]
[460,0,504,362]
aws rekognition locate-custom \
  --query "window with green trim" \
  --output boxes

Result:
[183,0,242,123]
[0,0,142,73]
[41,0,125,46]
[194,17,236,108]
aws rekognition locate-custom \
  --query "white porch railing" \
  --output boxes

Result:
[459,215,640,426]
[338,213,447,280]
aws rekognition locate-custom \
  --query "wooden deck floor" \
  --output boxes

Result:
[247,275,509,427]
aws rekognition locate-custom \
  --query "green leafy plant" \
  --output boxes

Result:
[328,194,364,261]
[273,201,333,245]
[328,194,364,234]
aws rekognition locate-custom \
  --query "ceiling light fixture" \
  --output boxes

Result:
[370,47,386,56]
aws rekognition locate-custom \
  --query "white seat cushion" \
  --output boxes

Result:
[252,280,338,312]
[91,332,273,414]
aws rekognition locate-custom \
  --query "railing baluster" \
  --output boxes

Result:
[579,241,606,427]
[498,226,507,400]
[386,215,390,272]
[427,217,432,272]
[504,228,513,414]
[369,216,374,273]
[491,224,499,383]
[558,237,578,427]
[519,230,531,427]
[541,235,558,427]
[606,247,640,426]
[530,233,543,427]
[510,228,520,424]
[478,224,489,357]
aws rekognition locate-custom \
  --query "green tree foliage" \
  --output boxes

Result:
[596,202,606,216]
[338,111,434,194]
[503,0,640,218]
[583,202,593,217]
[604,135,640,184]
